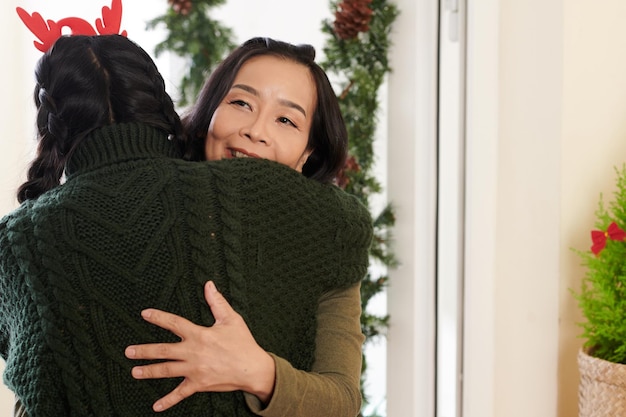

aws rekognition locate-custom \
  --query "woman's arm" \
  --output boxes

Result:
[244,282,364,417]
[125,282,365,416]
[125,281,276,411]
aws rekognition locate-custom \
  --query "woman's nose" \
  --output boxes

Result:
[242,117,270,145]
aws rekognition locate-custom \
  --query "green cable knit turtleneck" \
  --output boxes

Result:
[0,123,372,417]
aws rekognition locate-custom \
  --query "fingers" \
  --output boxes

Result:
[125,310,190,361]
[152,380,196,412]
[204,281,234,323]
[125,342,181,361]
[125,289,218,362]
[129,359,187,380]
[139,308,193,338]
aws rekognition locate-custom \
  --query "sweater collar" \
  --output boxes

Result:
[65,123,181,176]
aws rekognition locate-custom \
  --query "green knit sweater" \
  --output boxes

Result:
[0,123,372,417]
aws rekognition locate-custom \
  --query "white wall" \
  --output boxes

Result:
[0,1,31,217]
[493,0,562,415]
[464,0,563,416]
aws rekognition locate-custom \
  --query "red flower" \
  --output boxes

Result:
[591,221,626,255]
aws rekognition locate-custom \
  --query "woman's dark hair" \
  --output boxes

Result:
[183,37,348,184]
[17,34,187,203]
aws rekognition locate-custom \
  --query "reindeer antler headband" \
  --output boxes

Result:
[16,0,127,53]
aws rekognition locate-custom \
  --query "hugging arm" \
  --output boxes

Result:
[244,282,364,417]
[125,281,276,412]
[125,282,364,417]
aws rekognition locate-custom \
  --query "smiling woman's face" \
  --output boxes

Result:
[204,55,316,172]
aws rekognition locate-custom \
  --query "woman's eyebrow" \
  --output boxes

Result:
[231,83,307,117]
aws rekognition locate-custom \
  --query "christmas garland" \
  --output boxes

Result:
[322,2,398,412]
[147,0,236,106]
[149,0,398,413]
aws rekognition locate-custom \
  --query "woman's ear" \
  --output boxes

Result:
[296,149,314,172]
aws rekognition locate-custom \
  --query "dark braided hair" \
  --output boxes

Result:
[183,37,348,184]
[17,34,188,203]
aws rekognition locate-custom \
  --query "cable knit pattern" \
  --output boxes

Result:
[0,123,372,417]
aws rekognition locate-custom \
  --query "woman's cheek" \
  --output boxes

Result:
[204,132,222,161]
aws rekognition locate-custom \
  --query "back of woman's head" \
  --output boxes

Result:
[17,34,185,203]
[184,37,347,184]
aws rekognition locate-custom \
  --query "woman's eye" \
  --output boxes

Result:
[229,99,250,108]
[278,116,297,128]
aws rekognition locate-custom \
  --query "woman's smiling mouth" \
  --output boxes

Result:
[229,148,261,159]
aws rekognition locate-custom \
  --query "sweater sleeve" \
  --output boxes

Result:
[0,216,13,360]
[0,211,28,361]
[244,283,364,416]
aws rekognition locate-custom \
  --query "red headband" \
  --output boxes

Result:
[17,0,127,53]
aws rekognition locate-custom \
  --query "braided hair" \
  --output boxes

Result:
[17,34,188,203]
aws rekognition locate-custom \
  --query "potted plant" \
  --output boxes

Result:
[575,164,626,416]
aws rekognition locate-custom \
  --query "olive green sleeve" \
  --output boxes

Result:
[244,283,365,417]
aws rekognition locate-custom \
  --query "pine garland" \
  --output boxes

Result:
[322,1,399,410]
[147,0,236,105]
[575,165,626,363]
[148,0,399,413]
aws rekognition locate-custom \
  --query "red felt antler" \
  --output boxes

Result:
[16,8,62,53]
[95,0,127,36]
[16,0,127,53]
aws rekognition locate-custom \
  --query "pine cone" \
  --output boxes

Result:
[335,155,361,189]
[168,0,193,15]
[333,0,374,40]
